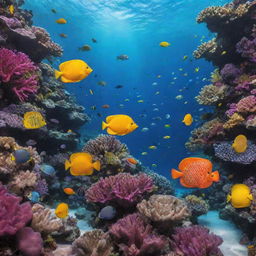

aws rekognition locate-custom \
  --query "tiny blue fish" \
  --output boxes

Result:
[28,191,40,203]
[11,149,31,164]
[40,164,56,176]
[98,206,116,220]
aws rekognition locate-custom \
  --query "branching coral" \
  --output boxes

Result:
[193,38,217,59]
[109,213,167,256]
[0,185,32,236]
[223,113,244,129]
[72,229,113,256]
[184,195,209,217]
[31,203,63,235]
[186,118,225,151]
[171,225,223,256]
[137,195,190,224]
[214,141,256,164]
[86,173,153,207]
[196,84,227,105]
[0,48,39,101]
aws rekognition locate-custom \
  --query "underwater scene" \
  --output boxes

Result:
[2,0,256,255]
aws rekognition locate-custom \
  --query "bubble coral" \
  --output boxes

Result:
[184,195,209,217]
[109,213,167,256]
[72,229,113,256]
[0,48,39,101]
[195,84,227,105]
[137,195,190,224]
[0,185,32,236]
[171,225,223,256]
[86,173,153,207]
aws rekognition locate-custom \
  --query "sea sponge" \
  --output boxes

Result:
[72,229,113,256]
[223,113,245,129]
[137,195,190,224]
[236,95,256,113]
[196,84,227,105]
[31,203,63,235]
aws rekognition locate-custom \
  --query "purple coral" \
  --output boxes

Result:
[220,63,241,82]
[236,36,256,62]
[225,103,237,117]
[0,48,38,101]
[0,111,23,128]
[17,227,43,256]
[35,178,49,196]
[171,225,223,256]
[86,173,153,206]
[214,141,256,164]
[236,95,256,113]
[109,213,167,256]
[0,185,32,236]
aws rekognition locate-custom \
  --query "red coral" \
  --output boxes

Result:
[0,48,38,101]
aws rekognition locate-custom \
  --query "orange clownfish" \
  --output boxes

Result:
[63,188,75,195]
[171,157,219,189]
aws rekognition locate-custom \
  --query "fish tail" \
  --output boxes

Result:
[65,160,71,170]
[102,121,108,130]
[54,70,62,79]
[93,160,101,171]
[227,194,231,203]
[171,169,183,179]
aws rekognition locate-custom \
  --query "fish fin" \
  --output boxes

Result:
[61,76,74,83]
[211,171,220,182]
[65,160,71,170]
[107,128,117,135]
[171,169,183,179]
[106,115,116,123]
[180,179,193,188]
[54,70,62,79]
[93,160,101,171]
[248,194,253,201]
[227,194,231,203]
[102,121,108,130]
[10,154,15,161]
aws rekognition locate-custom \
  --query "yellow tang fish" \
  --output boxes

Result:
[9,5,14,15]
[163,136,171,139]
[183,55,188,60]
[102,115,138,136]
[221,51,227,55]
[65,152,101,176]
[164,124,171,128]
[23,112,46,129]
[182,114,193,126]
[56,18,67,24]
[232,134,247,153]
[149,145,157,149]
[55,59,93,83]
[55,203,69,218]
[227,184,253,208]
[159,41,170,47]
[195,67,200,72]
[137,100,144,103]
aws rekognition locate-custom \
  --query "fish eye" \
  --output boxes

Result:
[86,67,89,69]
[207,171,210,174]
[131,122,134,125]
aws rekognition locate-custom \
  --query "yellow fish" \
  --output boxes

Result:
[221,51,227,55]
[183,55,188,60]
[182,114,193,126]
[102,114,138,136]
[232,134,247,153]
[67,129,73,133]
[124,99,130,102]
[65,152,101,176]
[89,89,94,95]
[56,18,67,24]
[152,164,157,167]
[141,152,148,155]
[163,136,171,139]
[149,145,157,149]
[164,124,171,128]
[23,112,46,129]
[155,91,160,95]
[55,59,93,83]
[159,41,170,47]
[178,68,183,71]
[55,203,69,218]
[9,5,14,15]
[195,67,200,72]
[227,184,253,208]
[137,100,144,103]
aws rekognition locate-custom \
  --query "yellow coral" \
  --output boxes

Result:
[223,113,244,129]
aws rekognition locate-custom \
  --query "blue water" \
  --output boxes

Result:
[24,0,229,181]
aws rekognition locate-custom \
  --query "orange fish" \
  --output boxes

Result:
[102,104,110,109]
[171,157,219,189]
[126,158,138,165]
[63,188,75,195]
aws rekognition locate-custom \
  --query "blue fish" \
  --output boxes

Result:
[98,206,116,220]
[28,191,40,203]
[12,149,31,164]
[40,164,56,176]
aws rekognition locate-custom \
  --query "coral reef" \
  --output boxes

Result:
[184,195,209,218]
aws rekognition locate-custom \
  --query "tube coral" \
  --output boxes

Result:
[86,173,153,207]
[0,48,39,101]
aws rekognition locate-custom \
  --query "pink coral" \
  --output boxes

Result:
[86,173,153,207]
[0,48,39,101]
[236,95,256,113]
